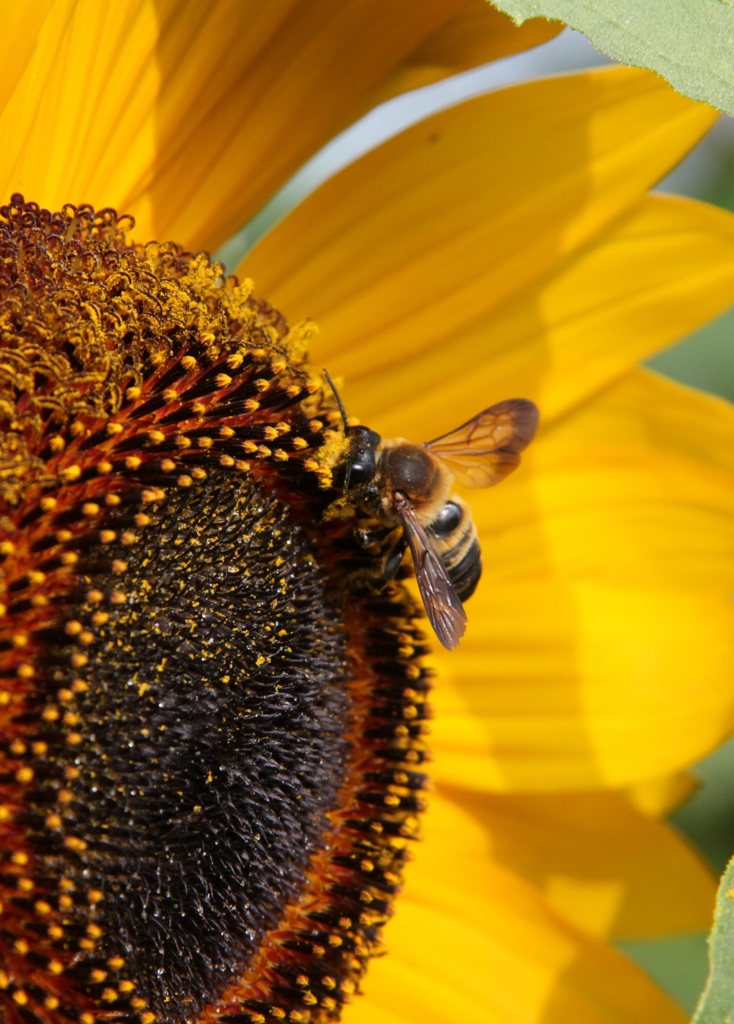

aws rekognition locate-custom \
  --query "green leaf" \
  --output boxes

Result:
[693,855,734,1023]
[487,0,734,115]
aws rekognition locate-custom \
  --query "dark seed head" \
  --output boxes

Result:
[38,474,349,1021]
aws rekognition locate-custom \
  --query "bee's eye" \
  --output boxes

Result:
[429,501,462,537]
[347,453,375,487]
[345,427,380,488]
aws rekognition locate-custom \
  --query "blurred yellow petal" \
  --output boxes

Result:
[0,0,486,250]
[625,774,699,818]
[349,1,561,118]
[348,902,687,1024]
[243,69,719,430]
[345,797,688,1024]
[429,786,715,939]
[429,369,734,791]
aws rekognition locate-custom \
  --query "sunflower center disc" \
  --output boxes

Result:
[36,472,349,1019]
[0,196,430,1024]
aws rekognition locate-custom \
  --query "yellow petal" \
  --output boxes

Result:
[429,369,734,791]
[243,68,718,430]
[134,0,483,250]
[348,1,561,119]
[0,0,495,251]
[625,773,699,818]
[345,795,688,1024]
[0,2,55,116]
[372,195,734,440]
[0,0,161,221]
[430,786,715,939]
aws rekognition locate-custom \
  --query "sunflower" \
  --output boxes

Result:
[1,4,734,1024]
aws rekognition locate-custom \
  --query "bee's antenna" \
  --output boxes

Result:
[323,368,349,435]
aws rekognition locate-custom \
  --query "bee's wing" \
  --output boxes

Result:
[424,398,539,488]
[395,495,467,651]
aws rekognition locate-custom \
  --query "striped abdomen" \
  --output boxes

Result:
[428,497,482,601]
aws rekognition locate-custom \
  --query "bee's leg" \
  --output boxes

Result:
[352,516,385,553]
[345,525,405,595]
[381,530,408,583]
[354,527,380,551]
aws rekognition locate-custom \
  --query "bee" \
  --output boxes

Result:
[324,373,539,651]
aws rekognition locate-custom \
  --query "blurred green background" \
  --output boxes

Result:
[215,29,734,1015]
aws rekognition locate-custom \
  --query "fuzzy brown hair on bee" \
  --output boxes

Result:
[376,440,452,523]
[325,375,539,651]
